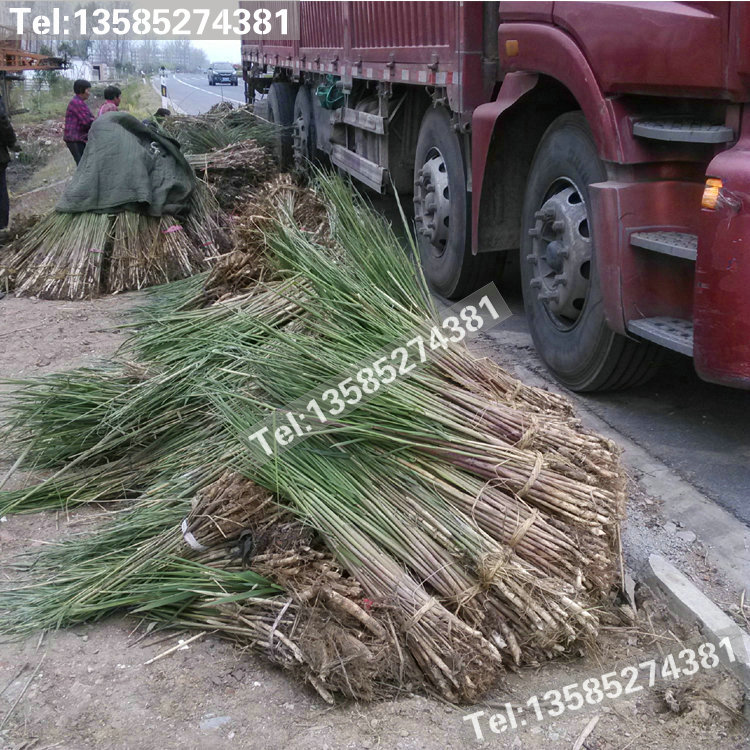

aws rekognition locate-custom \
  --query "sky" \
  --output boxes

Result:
[193,39,242,64]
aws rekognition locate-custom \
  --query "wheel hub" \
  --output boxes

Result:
[527,185,591,324]
[414,149,451,251]
[293,113,309,169]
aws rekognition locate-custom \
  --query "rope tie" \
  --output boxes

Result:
[516,417,540,450]
[181,518,207,551]
[517,452,544,499]
[403,597,438,631]
[508,509,541,549]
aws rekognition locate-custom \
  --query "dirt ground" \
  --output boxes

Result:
[0,294,748,749]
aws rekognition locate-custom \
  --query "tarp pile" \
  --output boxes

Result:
[0,174,627,703]
[0,110,254,299]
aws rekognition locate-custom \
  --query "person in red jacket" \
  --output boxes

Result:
[98,85,121,117]
[63,79,94,165]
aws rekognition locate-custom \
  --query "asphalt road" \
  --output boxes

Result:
[160,73,246,115]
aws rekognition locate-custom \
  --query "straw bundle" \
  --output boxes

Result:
[183,180,227,259]
[108,214,208,293]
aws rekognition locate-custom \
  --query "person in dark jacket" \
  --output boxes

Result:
[0,94,17,231]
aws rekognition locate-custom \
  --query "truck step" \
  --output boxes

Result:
[627,317,694,357]
[630,231,697,261]
[332,107,386,135]
[633,119,734,144]
[330,144,386,193]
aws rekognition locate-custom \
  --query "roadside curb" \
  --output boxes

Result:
[646,553,750,701]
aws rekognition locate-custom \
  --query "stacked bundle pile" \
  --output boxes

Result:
[0,188,219,299]
[163,107,278,210]
[0,105,271,299]
[0,175,627,703]
[187,141,277,209]
[3,213,112,298]
[162,106,276,155]
[107,211,212,294]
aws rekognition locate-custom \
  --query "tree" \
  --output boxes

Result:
[56,41,76,64]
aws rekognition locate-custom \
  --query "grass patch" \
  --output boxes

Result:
[11,77,160,127]
[12,78,71,124]
[117,78,162,120]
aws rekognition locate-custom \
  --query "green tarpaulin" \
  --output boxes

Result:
[57,112,195,216]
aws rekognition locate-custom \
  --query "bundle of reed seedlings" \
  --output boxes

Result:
[162,108,276,154]
[187,139,276,188]
[132,272,211,319]
[200,174,328,301]
[206,174,625,677]
[182,179,227,258]
[0,277,307,517]
[213,350,616,667]
[4,212,111,299]
[182,470,281,550]
[107,213,208,293]
[0,171,628,704]
[0,363,149,469]
[0,469,405,702]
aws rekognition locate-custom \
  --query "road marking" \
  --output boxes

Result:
[173,76,245,105]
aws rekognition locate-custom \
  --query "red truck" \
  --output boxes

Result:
[242,1,750,392]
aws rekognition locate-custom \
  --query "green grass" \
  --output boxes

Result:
[118,78,161,120]
[11,76,160,127]
[11,77,71,124]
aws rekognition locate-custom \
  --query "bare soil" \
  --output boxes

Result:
[0,294,748,750]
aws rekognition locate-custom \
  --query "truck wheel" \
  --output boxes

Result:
[267,82,295,170]
[414,107,500,299]
[293,86,316,172]
[521,112,662,391]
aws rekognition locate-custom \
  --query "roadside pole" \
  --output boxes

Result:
[160,67,168,110]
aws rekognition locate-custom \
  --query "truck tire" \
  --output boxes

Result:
[267,82,295,170]
[414,107,500,299]
[520,112,662,391]
[253,98,269,120]
[293,86,316,172]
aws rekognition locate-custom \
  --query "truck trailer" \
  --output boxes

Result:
[242,1,750,392]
